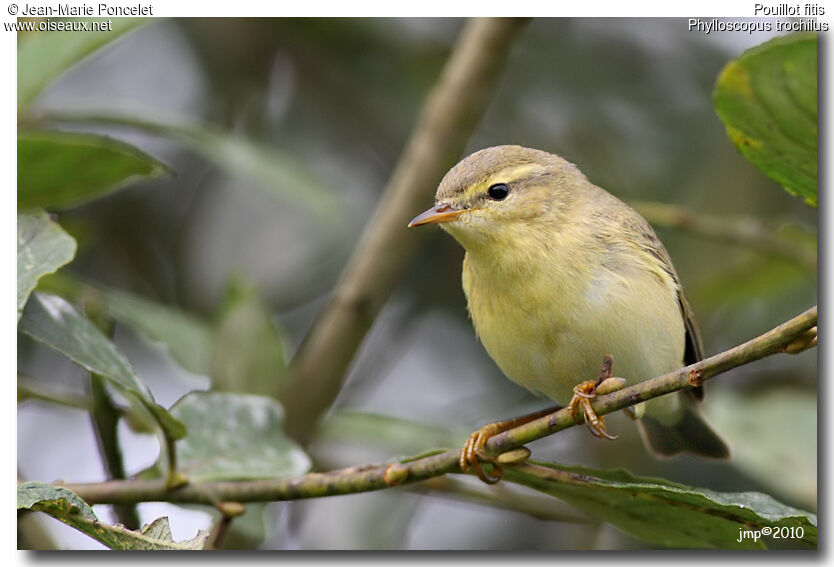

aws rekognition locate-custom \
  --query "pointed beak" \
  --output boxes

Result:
[408,204,466,227]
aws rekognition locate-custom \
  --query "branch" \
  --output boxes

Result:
[482,305,817,458]
[283,17,529,442]
[59,305,816,506]
[85,300,141,529]
[630,200,817,271]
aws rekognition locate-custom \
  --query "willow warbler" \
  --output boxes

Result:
[409,145,728,482]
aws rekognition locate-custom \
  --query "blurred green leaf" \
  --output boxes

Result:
[38,112,338,217]
[714,32,817,206]
[18,481,208,550]
[317,410,456,454]
[159,391,311,483]
[503,462,816,549]
[18,292,185,440]
[211,278,288,397]
[174,123,336,217]
[18,130,169,211]
[17,18,145,107]
[33,272,212,376]
[705,388,816,509]
[106,289,212,377]
[17,210,77,319]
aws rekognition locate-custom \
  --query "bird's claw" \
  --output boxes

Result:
[568,380,617,440]
[460,425,503,484]
[460,354,628,483]
[460,406,558,484]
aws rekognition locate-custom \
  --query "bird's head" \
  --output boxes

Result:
[408,146,586,251]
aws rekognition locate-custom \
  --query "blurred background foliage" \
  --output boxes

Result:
[17,18,816,549]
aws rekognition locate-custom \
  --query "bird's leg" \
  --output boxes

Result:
[568,381,614,439]
[460,406,558,484]
[567,355,627,440]
[461,356,630,483]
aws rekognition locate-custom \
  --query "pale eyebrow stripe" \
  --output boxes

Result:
[462,163,549,200]
[498,163,549,182]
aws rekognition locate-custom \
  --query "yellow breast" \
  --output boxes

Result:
[460,231,685,405]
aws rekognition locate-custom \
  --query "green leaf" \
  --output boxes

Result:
[503,462,816,549]
[317,410,456,454]
[18,481,208,550]
[105,289,212,376]
[705,388,816,509]
[18,481,96,517]
[17,210,77,319]
[32,272,212,376]
[714,32,817,206]
[18,18,145,107]
[18,130,169,211]
[39,112,338,218]
[173,123,335,217]
[211,278,289,397]
[18,292,185,440]
[163,391,311,483]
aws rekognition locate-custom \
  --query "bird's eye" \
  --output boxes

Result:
[487,183,510,201]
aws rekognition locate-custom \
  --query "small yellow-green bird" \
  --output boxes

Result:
[409,145,728,483]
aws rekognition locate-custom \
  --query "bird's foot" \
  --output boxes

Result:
[460,406,556,484]
[461,421,506,484]
[567,355,627,440]
[568,380,616,439]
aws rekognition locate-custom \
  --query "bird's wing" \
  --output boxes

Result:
[636,222,706,400]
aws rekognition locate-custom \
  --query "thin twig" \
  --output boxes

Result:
[283,17,530,442]
[630,200,817,271]
[58,305,816,506]
[205,515,234,551]
[85,300,141,530]
[90,374,140,529]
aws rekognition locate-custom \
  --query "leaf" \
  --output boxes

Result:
[18,481,95,517]
[714,32,817,206]
[160,391,311,483]
[42,112,338,218]
[18,18,145,107]
[17,210,77,319]
[18,481,208,550]
[705,388,817,509]
[18,130,169,211]
[105,288,212,376]
[503,462,816,549]
[211,278,289,397]
[173,123,335,217]
[316,410,456,454]
[33,272,212,376]
[18,292,185,440]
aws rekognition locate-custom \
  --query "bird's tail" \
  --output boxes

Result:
[637,392,730,459]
